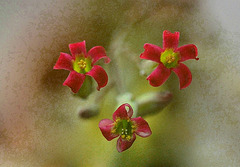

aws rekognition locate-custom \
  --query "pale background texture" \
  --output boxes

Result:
[0,0,240,166]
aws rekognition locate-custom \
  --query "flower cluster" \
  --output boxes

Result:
[53,30,198,152]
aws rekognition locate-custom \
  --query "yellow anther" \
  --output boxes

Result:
[126,135,131,141]
[121,135,126,139]
[77,59,87,69]
[166,54,175,64]
[131,125,136,129]
[131,129,134,133]
[115,118,120,123]
[111,129,116,134]
[127,119,130,122]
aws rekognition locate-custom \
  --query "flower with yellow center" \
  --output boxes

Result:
[53,41,111,93]
[72,55,92,74]
[99,103,152,152]
[140,30,198,89]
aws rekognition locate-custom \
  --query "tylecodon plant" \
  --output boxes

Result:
[53,30,198,152]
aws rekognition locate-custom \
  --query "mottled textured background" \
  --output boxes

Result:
[0,0,240,166]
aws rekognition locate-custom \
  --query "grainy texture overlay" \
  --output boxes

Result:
[0,0,240,166]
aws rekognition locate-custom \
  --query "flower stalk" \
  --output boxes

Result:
[79,104,99,119]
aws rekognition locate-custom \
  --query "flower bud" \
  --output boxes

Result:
[136,91,172,117]
[79,105,99,119]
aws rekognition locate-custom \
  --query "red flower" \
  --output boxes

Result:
[99,103,152,152]
[54,41,110,93]
[140,30,198,89]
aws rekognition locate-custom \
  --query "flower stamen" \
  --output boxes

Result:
[111,129,116,134]
[160,49,179,68]
[166,54,176,64]
[126,135,131,141]
[116,118,121,123]
[131,125,136,129]
[111,119,138,140]
[78,59,87,69]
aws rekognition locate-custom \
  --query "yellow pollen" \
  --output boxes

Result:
[166,54,175,64]
[121,135,126,138]
[77,59,87,69]
[111,129,116,134]
[131,129,134,133]
[131,125,136,129]
[126,135,131,141]
[115,118,120,123]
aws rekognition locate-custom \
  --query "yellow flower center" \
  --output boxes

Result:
[77,59,87,69]
[166,54,176,64]
[73,56,92,74]
[111,118,137,141]
[160,49,180,68]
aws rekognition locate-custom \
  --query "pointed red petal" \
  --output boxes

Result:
[69,41,87,58]
[116,134,136,152]
[112,103,133,121]
[163,30,180,49]
[172,63,192,89]
[63,71,86,93]
[99,119,119,141]
[86,65,108,91]
[88,46,110,65]
[131,117,152,137]
[177,44,199,62]
[140,43,162,63]
[53,53,73,71]
[147,63,171,87]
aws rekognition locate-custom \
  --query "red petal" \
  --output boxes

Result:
[88,46,110,65]
[163,30,180,50]
[86,65,108,91]
[116,134,136,152]
[147,63,171,87]
[131,117,152,137]
[53,53,73,71]
[177,44,199,62]
[99,119,119,141]
[172,63,192,89]
[69,41,87,58]
[63,71,86,93]
[112,103,133,121]
[140,43,162,63]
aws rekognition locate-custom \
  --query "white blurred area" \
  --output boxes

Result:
[200,0,240,68]
[0,0,240,166]
[203,0,240,33]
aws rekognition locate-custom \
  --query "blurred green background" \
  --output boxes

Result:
[0,0,240,166]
